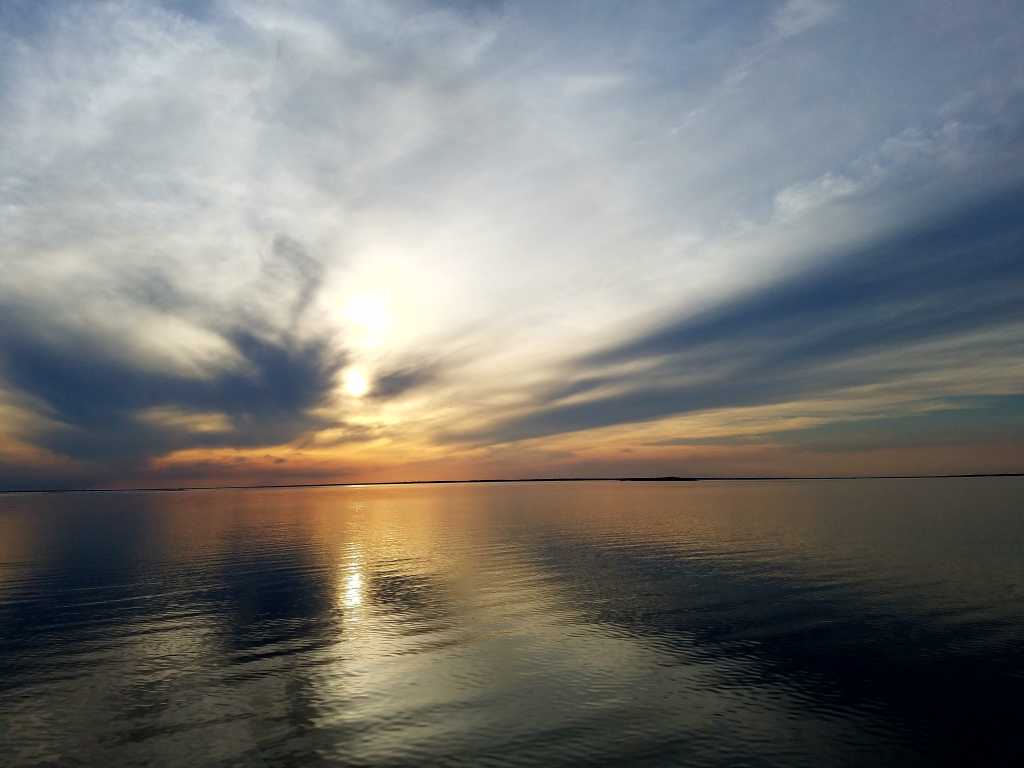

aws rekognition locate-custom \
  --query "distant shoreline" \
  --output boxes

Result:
[1,473,1022,495]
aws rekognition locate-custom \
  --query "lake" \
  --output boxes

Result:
[1,478,1023,766]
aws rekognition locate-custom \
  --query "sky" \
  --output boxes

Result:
[1,0,1023,490]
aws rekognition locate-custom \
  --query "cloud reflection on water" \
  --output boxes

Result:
[1,480,1023,765]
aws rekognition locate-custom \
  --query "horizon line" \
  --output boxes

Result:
[2,473,1023,495]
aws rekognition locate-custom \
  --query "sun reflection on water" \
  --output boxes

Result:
[344,570,363,608]
[340,544,365,615]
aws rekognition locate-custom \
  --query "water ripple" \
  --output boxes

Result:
[2,479,1023,766]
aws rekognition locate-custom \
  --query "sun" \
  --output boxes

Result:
[343,367,370,398]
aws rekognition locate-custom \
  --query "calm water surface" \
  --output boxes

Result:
[1,479,1023,766]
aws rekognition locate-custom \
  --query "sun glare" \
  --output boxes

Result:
[343,367,371,398]
[343,571,363,608]
[344,294,391,347]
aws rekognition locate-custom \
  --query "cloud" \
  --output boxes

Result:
[464,185,1024,445]
[0,235,345,468]
[773,172,862,221]
[771,0,838,40]
[2,0,1024,484]
[370,360,443,400]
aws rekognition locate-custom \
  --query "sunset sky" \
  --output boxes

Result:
[1,0,1023,490]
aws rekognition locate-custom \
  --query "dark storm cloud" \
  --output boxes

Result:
[0,236,345,467]
[467,186,1024,444]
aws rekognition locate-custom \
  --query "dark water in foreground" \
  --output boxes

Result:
[1,479,1023,767]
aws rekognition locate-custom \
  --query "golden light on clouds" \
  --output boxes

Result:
[1,0,1023,491]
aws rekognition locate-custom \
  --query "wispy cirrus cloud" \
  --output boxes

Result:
[461,186,1024,445]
